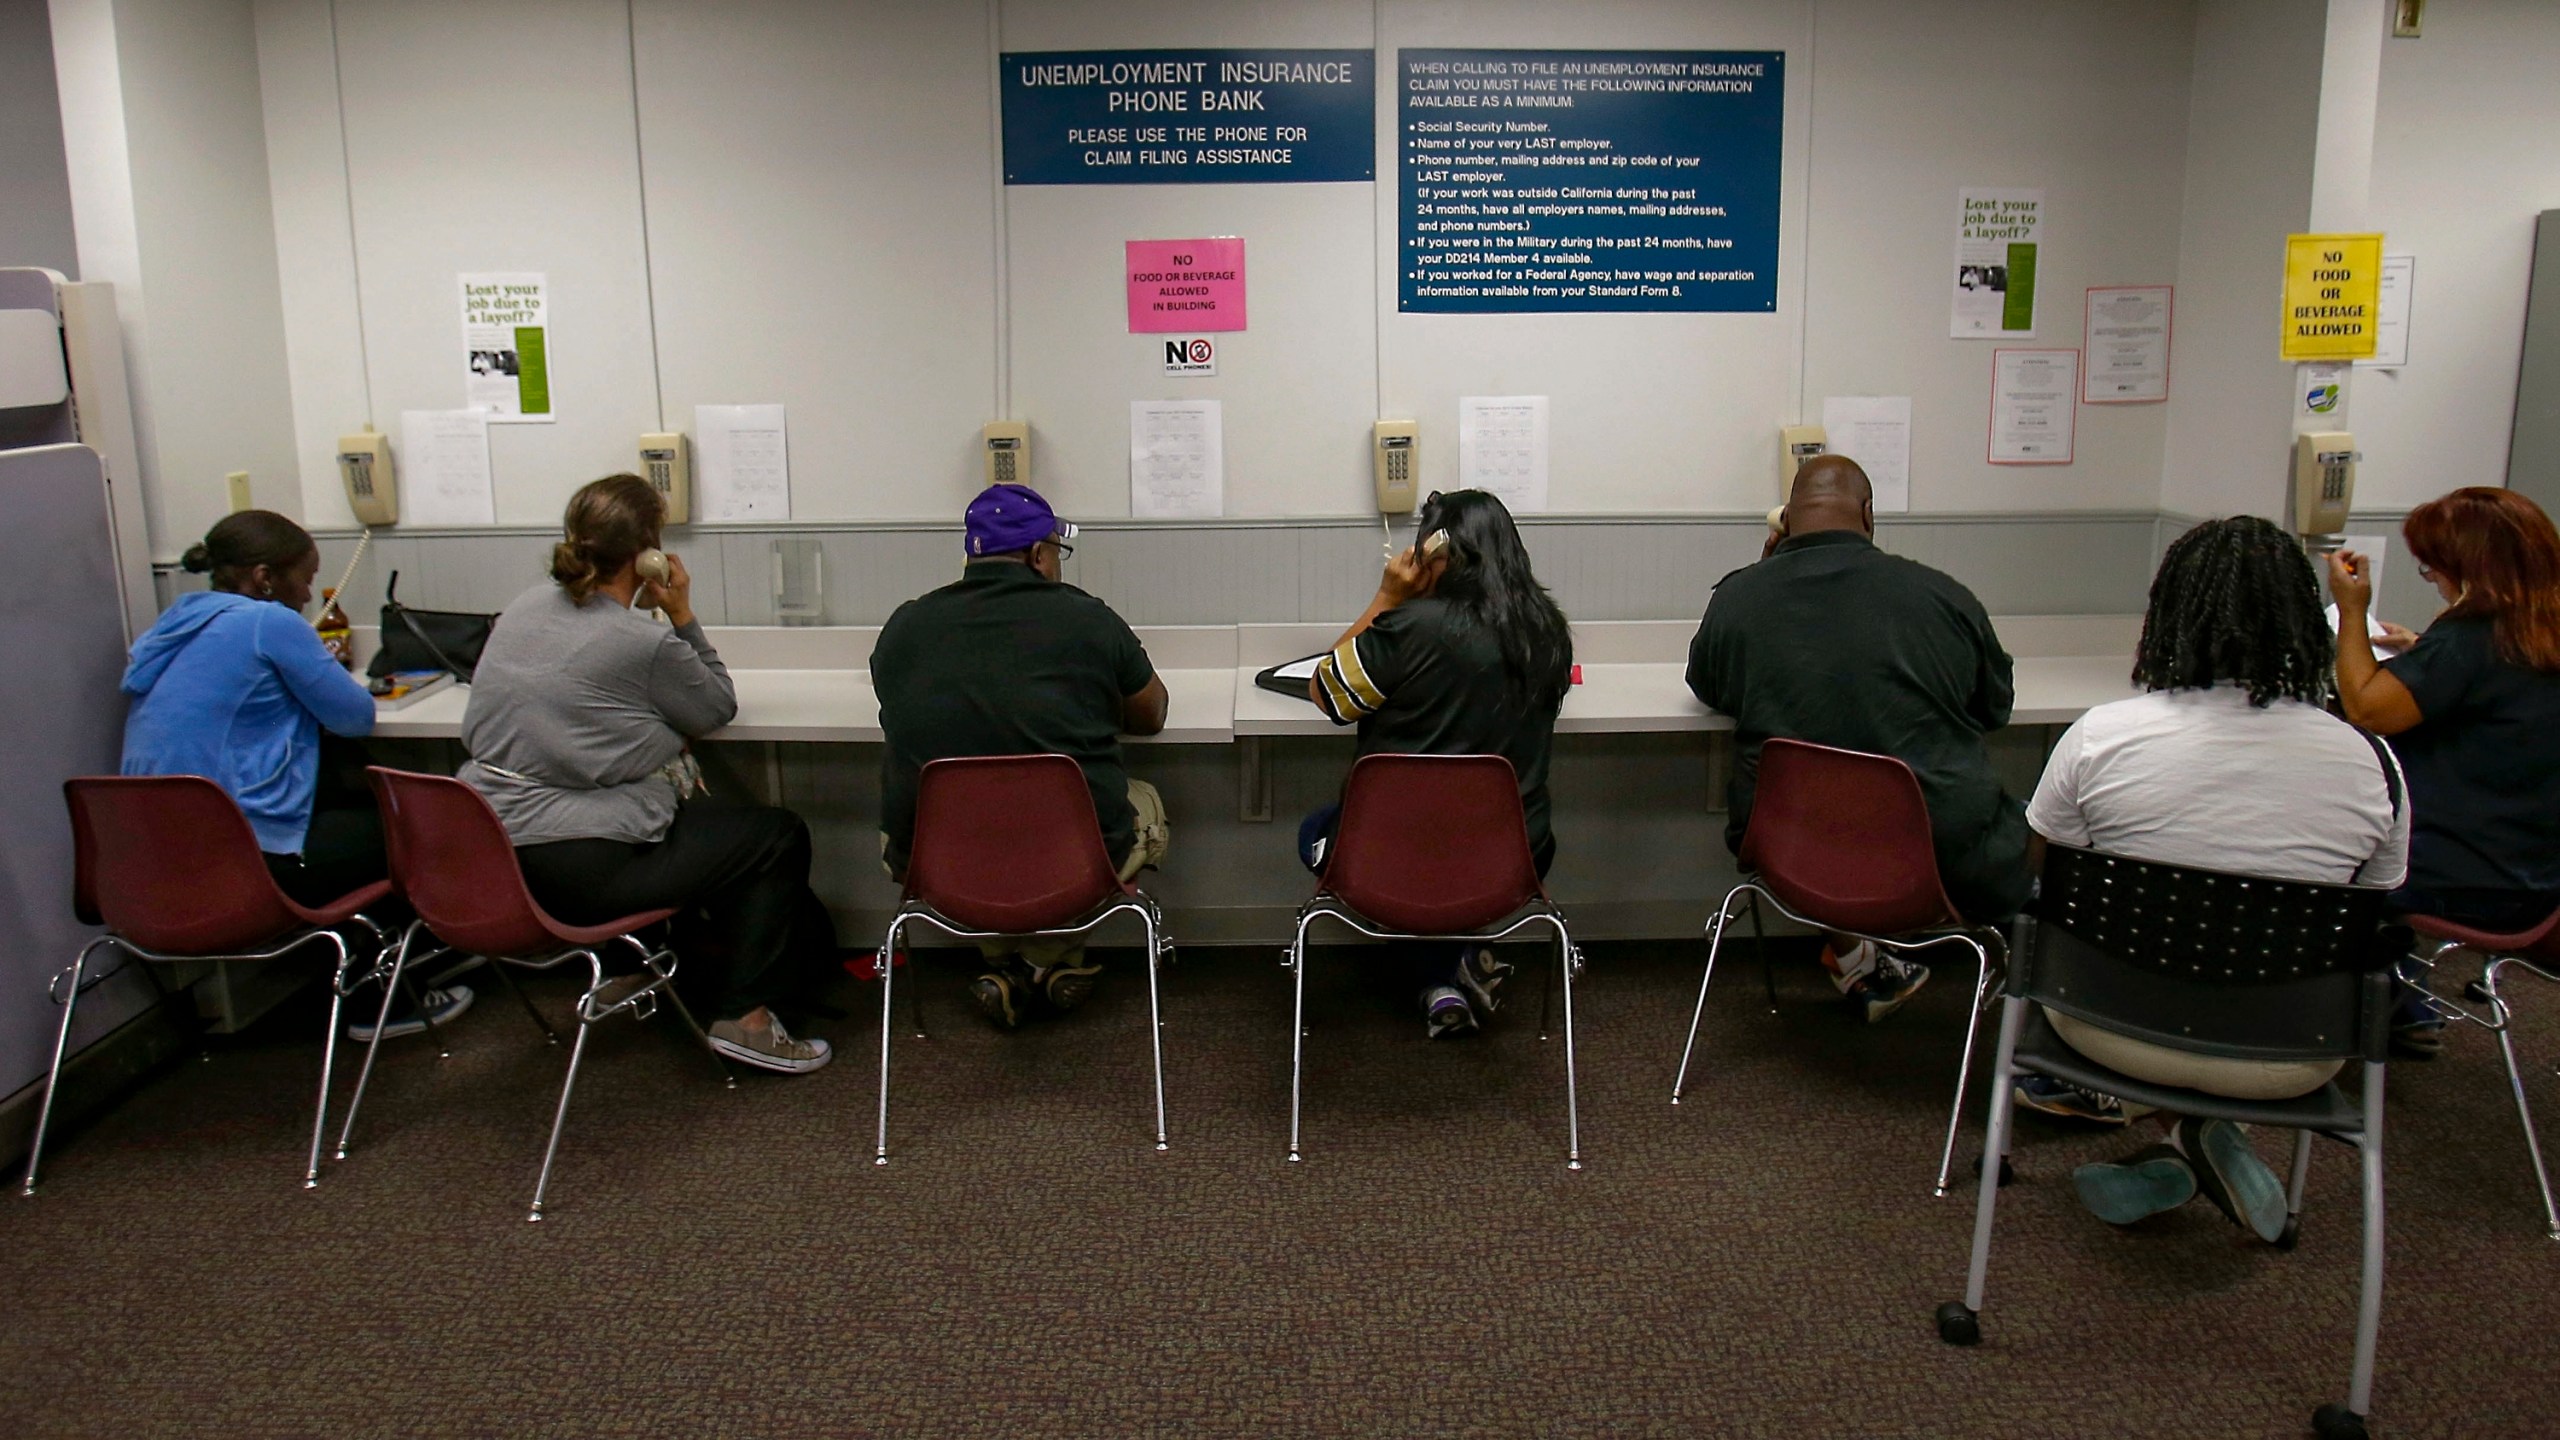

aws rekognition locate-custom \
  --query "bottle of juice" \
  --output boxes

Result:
[316,588,355,669]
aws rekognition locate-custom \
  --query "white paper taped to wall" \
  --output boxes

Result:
[1130,399,1224,518]
[397,409,493,526]
[695,403,790,521]
[1458,395,1549,513]
[1818,395,1912,512]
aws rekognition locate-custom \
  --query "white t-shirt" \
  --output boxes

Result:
[2027,686,2408,888]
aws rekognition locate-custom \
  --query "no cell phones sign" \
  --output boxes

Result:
[1162,336,1218,376]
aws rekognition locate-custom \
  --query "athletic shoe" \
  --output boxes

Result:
[1848,961,1929,1023]
[2072,1144,2198,1226]
[1452,946,1514,1016]
[347,984,474,1042]
[1423,985,1479,1039]
[2180,1117,2289,1243]
[970,962,1033,1030]
[707,1014,832,1074]
[2014,1075,2157,1126]
[2390,1018,2447,1059]
[1035,959,1104,1013]
[1819,939,1879,994]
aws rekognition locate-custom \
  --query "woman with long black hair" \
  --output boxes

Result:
[1302,488,1575,1037]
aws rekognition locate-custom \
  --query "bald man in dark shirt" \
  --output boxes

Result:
[1686,456,2029,1018]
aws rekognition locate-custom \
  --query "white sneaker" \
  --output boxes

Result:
[347,984,475,1042]
[1820,940,1878,994]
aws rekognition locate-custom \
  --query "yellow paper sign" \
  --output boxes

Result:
[2282,233,2383,361]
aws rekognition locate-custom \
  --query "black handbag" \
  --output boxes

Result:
[368,571,497,682]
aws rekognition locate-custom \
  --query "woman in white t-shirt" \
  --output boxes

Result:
[2024,516,2408,1242]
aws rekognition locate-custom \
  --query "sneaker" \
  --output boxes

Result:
[1423,985,1479,1039]
[1819,939,1879,994]
[347,984,474,1042]
[2072,1144,2198,1225]
[970,961,1033,1030]
[1034,959,1104,1013]
[1452,946,1514,1015]
[2014,1075,2158,1127]
[2390,1018,2447,1059]
[707,1014,832,1074]
[1847,961,1929,1023]
[2179,1117,2289,1243]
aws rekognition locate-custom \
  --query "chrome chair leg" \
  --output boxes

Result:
[2345,1062,2388,1422]
[1557,919,1583,1171]
[1935,936,1994,1197]
[1287,912,1315,1163]
[2286,1128,2315,1221]
[657,984,735,1089]
[20,940,111,1197]
[1672,889,1743,1103]
[526,1015,595,1223]
[305,931,353,1189]
[1941,992,2028,1345]
[875,915,904,1165]
[336,921,421,1161]
[2482,959,2560,1239]
[1144,910,1169,1151]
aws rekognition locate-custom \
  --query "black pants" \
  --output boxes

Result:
[515,801,833,1023]
[262,804,393,909]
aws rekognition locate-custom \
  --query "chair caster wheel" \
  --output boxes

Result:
[1934,1302,1980,1346]
[1972,1152,2015,1188]
[2311,1402,2369,1440]
[2277,1216,2301,1251]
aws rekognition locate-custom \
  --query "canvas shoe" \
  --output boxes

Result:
[347,984,474,1042]
[707,1014,832,1074]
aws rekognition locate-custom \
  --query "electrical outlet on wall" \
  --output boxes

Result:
[226,471,252,512]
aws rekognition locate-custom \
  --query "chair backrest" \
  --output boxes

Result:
[1738,737,1958,934]
[63,776,301,955]
[905,755,1128,933]
[2022,843,2402,1064]
[368,767,565,958]
[1321,753,1546,935]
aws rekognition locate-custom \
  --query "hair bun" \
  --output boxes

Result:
[180,543,213,573]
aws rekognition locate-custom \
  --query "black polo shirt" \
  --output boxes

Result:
[1311,596,1567,867]
[872,561,1156,874]
[2382,614,2560,898]
[1685,529,2029,920]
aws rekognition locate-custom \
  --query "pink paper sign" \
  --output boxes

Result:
[1126,238,1246,333]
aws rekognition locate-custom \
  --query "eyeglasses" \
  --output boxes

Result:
[1047,538,1075,561]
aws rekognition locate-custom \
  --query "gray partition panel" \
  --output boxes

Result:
[0,444,156,1106]
[2513,210,2560,512]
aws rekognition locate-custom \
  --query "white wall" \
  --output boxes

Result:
[2353,0,2560,508]
[2159,0,2326,521]
[0,0,79,276]
[51,0,302,557]
[243,0,2210,529]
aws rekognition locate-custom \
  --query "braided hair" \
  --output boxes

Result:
[2131,515,2332,707]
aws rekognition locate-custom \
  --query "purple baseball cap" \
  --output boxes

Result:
[964,483,1077,557]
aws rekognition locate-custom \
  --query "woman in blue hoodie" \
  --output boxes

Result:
[122,511,470,1038]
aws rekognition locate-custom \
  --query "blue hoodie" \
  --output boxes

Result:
[121,591,376,853]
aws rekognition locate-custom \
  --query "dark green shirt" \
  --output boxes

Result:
[2382,613,2560,897]
[1686,529,2028,919]
[872,562,1156,874]
[1312,597,1566,868]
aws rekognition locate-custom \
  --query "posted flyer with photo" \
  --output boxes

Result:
[1951,188,2042,338]
[459,272,551,421]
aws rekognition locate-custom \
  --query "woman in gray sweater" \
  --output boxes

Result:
[460,475,832,1073]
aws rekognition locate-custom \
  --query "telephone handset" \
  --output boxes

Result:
[1766,506,1787,539]
[635,548,672,586]
[338,426,398,526]
[1419,529,1450,562]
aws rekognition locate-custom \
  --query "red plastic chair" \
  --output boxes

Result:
[22,777,396,1196]
[1288,754,1583,1168]
[873,755,1170,1165]
[1669,738,2007,1197]
[2400,905,2560,1238]
[363,767,729,1222]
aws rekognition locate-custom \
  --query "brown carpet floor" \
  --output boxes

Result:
[2,939,2556,1438]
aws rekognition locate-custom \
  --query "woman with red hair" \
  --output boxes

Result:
[2332,486,2560,1050]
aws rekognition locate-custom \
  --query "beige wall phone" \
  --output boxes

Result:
[338,426,397,526]
[2293,431,2358,536]
[1373,420,1419,515]
[983,421,1029,488]
[640,432,690,524]
[1779,424,1827,496]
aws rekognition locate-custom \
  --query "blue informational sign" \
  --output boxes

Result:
[1399,49,1785,313]
[1002,49,1375,185]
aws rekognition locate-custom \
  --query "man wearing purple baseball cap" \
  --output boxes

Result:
[871,482,1171,1029]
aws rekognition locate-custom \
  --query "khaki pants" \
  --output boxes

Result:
[2045,1007,2342,1102]
[883,780,1169,970]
